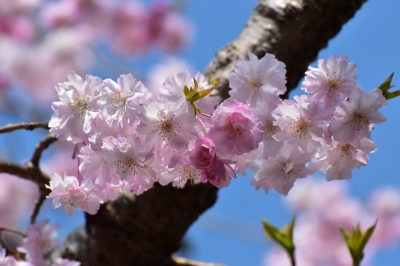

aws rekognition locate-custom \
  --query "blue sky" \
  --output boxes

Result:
[26,0,400,265]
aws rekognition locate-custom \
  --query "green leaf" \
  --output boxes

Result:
[383,90,400,100]
[377,72,400,100]
[196,86,214,100]
[359,220,377,251]
[340,220,377,266]
[262,216,296,266]
[378,72,395,92]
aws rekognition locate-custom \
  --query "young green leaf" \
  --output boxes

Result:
[378,72,400,100]
[262,216,296,266]
[340,220,377,266]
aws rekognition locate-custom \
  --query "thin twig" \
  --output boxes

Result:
[28,133,57,223]
[0,130,57,225]
[30,133,58,167]
[0,121,49,134]
[0,227,26,237]
[30,189,49,224]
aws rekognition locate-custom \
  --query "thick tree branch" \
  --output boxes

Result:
[58,0,367,265]
[206,0,368,98]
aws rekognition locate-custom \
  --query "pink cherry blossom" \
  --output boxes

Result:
[253,94,283,158]
[328,88,387,145]
[159,163,202,188]
[302,55,359,112]
[46,173,103,216]
[273,95,325,152]
[189,137,218,169]
[101,136,157,187]
[160,70,219,114]
[78,144,119,186]
[252,144,314,195]
[48,72,106,144]
[208,98,263,156]
[229,51,287,106]
[103,74,149,126]
[313,137,376,180]
[18,220,59,266]
[136,96,198,152]
[188,137,236,188]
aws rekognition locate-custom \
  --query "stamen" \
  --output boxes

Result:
[115,158,139,176]
[246,76,262,90]
[340,143,356,157]
[351,112,369,131]
[110,92,128,109]
[327,79,342,91]
[289,118,310,139]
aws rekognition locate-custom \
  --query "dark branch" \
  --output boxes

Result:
[30,133,57,167]
[0,129,56,224]
[0,121,49,134]
[30,189,48,224]
[206,0,368,99]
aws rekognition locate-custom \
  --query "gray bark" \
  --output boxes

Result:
[58,0,368,265]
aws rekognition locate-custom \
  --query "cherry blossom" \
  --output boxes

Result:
[328,88,387,145]
[159,163,202,188]
[160,70,219,114]
[208,98,263,156]
[136,96,198,152]
[48,72,106,144]
[188,137,236,188]
[46,173,103,216]
[45,53,389,213]
[313,138,376,180]
[101,136,157,187]
[302,55,359,112]
[103,74,149,126]
[18,220,59,266]
[252,144,314,195]
[273,95,325,152]
[229,51,287,106]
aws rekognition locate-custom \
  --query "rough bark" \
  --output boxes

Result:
[58,0,367,265]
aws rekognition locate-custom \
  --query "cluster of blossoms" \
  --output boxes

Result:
[264,179,400,266]
[0,220,80,266]
[47,52,387,216]
[0,0,191,104]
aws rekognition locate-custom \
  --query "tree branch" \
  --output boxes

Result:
[30,133,57,167]
[206,0,368,99]
[0,133,56,224]
[0,121,49,134]
[58,0,368,265]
